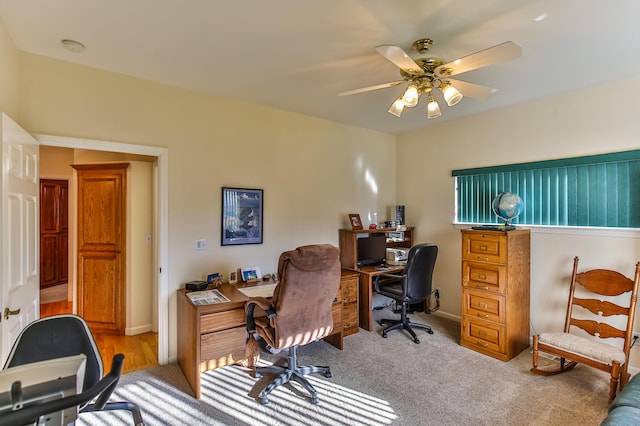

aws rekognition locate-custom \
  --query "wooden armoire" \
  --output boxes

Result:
[72,163,128,334]
[40,179,69,288]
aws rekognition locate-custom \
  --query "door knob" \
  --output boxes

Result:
[4,307,20,320]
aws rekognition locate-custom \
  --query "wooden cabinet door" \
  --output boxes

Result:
[73,163,128,333]
[39,179,69,288]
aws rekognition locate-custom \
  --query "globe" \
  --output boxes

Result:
[491,192,523,225]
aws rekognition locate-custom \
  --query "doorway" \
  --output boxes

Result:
[36,134,169,365]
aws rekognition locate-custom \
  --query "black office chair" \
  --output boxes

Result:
[1,314,143,426]
[374,243,438,343]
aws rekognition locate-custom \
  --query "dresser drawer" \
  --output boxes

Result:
[200,326,246,370]
[461,316,505,354]
[462,288,505,323]
[462,232,507,263]
[201,308,245,333]
[462,261,507,293]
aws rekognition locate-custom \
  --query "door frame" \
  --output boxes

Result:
[34,133,169,365]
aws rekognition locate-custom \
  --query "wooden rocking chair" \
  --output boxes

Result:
[531,257,640,402]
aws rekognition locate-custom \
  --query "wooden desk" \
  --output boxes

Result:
[355,265,405,331]
[177,276,358,399]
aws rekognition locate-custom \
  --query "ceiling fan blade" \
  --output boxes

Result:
[338,80,406,96]
[375,45,425,75]
[435,41,521,78]
[446,79,497,100]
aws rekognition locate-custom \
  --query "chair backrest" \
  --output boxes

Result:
[270,244,341,348]
[565,256,640,354]
[3,315,104,393]
[403,243,438,302]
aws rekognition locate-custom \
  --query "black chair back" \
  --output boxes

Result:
[403,243,438,302]
[4,315,103,393]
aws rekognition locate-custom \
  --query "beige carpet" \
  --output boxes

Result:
[87,311,611,425]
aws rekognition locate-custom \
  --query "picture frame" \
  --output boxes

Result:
[241,266,262,282]
[348,213,363,230]
[221,187,263,246]
[229,270,238,284]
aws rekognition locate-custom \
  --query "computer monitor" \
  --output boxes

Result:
[0,354,86,426]
[357,233,387,266]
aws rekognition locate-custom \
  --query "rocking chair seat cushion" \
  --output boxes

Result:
[539,332,626,365]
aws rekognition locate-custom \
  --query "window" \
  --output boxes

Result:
[452,150,640,228]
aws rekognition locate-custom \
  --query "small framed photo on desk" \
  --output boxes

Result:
[348,214,363,230]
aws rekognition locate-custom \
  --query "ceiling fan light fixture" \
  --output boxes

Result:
[427,94,441,119]
[388,96,405,117]
[442,83,463,106]
[401,84,419,108]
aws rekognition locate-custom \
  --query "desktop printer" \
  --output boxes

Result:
[386,248,408,266]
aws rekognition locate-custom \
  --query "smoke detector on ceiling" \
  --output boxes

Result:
[61,39,85,53]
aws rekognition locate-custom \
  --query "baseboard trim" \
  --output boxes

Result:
[126,324,153,335]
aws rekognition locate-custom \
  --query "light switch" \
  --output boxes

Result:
[196,239,207,250]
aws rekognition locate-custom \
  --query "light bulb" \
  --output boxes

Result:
[427,94,441,119]
[401,84,419,108]
[442,84,463,106]
[388,96,405,117]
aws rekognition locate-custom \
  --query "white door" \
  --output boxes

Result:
[0,113,39,365]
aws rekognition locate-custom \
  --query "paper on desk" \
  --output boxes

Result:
[238,283,277,298]
[186,289,230,305]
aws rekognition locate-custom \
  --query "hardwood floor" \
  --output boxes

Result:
[40,300,158,374]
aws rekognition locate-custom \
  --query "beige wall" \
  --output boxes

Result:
[0,17,18,118]
[15,52,397,362]
[397,75,640,363]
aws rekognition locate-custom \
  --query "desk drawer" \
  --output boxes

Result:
[341,276,358,304]
[462,289,505,323]
[200,326,246,370]
[462,261,506,293]
[201,308,245,333]
[342,302,358,331]
[332,301,342,331]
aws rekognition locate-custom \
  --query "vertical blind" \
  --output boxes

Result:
[452,150,640,228]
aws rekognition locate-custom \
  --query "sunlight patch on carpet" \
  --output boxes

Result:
[199,360,398,425]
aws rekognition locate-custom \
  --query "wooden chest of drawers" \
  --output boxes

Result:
[460,229,530,361]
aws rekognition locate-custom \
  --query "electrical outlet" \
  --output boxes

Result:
[195,239,207,250]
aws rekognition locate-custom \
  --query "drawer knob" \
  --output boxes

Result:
[477,257,489,261]
[478,274,487,280]
[478,302,488,309]
[476,341,489,348]
[477,313,489,319]
[479,245,488,251]
[476,285,490,290]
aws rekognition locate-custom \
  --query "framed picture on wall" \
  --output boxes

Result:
[221,187,263,246]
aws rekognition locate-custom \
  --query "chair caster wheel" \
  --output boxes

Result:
[414,338,420,344]
[325,371,332,378]
[311,396,319,405]
[382,333,388,338]
[427,329,434,335]
[260,395,269,405]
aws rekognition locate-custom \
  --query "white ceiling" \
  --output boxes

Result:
[1,0,639,135]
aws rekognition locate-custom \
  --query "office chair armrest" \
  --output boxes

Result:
[374,273,404,292]
[0,357,122,426]
[90,354,124,411]
[245,298,276,333]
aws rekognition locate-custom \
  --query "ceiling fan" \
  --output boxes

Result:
[338,38,522,119]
